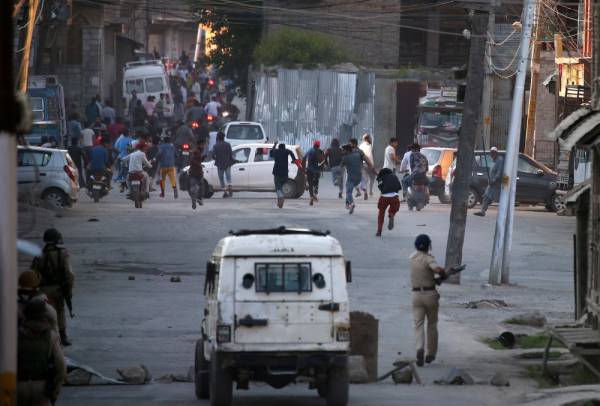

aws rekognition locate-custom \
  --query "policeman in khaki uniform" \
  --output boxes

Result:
[409,234,447,367]
[18,270,58,333]
[32,228,75,346]
[18,300,66,406]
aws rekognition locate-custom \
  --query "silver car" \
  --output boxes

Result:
[17,146,79,208]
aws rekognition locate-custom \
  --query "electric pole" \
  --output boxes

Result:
[489,0,536,285]
[1,1,19,405]
[524,0,543,157]
[444,10,488,282]
[480,0,496,150]
[593,0,600,111]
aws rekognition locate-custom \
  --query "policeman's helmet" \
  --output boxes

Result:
[415,234,432,252]
[18,270,40,289]
[43,228,63,244]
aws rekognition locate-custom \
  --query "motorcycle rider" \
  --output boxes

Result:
[174,119,195,169]
[87,138,111,189]
[123,142,152,195]
[402,143,428,193]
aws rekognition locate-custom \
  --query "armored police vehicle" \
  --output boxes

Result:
[195,227,352,406]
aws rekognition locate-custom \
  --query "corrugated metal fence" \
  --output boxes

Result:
[252,68,375,152]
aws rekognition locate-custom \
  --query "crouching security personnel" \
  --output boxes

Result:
[18,270,58,332]
[18,300,66,406]
[32,228,75,346]
[409,234,447,367]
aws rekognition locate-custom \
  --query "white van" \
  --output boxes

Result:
[123,60,173,118]
[195,227,351,406]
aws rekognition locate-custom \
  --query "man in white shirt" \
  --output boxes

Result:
[359,133,376,199]
[204,96,221,117]
[383,137,400,171]
[399,149,412,174]
[123,144,152,194]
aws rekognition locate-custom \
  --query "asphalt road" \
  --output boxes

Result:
[21,179,575,405]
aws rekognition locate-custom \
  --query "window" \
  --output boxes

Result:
[30,97,44,122]
[255,263,312,293]
[126,79,144,94]
[18,150,52,167]
[421,149,441,165]
[475,154,494,169]
[254,147,273,162]
[145,77,164,93]
[226,125,264,140]
[420,111,462,130]
[233,148,251,163]
[518,157,540,174]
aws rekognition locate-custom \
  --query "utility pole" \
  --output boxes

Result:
[524,0,543,157]
[0,2,18,405]
[593,0,600,110]
[17,0,40,91]
[444,10,488,282]
[480,0,496,150]
[488,0,536,285]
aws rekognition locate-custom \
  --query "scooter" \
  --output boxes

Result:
[127,172,148,208]
[406,174,430,211]
[87,171,109,203]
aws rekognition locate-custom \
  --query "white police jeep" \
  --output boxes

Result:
[195,227,352,406]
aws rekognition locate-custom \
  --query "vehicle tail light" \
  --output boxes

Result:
[208,79,215,87]
[191,121,199,129]
[432,165,442,178]
[63,165,76,183]
[182,144,189,150]
[207,114,214,122]
[336,326,350,342]
[217,325,231,343]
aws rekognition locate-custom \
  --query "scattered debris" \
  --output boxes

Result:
[170,276,181,283]
[66,369,92,385]
[504,311,547,328]
[498,331,516,348]
[128,275,135,280]
[435,368,474,385]
[88,218,99,222]
[416,224,426,227]
[464,299,508,309]
[157,367,195,384]
[377,358,421,385]
[348,355,369,384]
[490,372,510,387]
[116,365,152,384]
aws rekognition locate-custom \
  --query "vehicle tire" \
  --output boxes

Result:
[438,192,450,204]
[42,188,68,209]
[547,193,565,212]
[282,180,297,199]
[203,180,214,199]
[326,363,349,406]
[210,350,233,406]
[194,340,210,399]
[467,188,479,209]
[93,190,100,203]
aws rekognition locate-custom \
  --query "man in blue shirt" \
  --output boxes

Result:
[302,140,325,206]
[88,140,110,188]
[269,141,296,208]
[114,131,132,182]
[157,137,178,199]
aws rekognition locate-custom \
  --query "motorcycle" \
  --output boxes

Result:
[87,171,109,203]
[405,173,430,211]
[127,172,148,208]
[178,143,191,169]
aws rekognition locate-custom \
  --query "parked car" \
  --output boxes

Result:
[17,146,79,208]
[179,143,305,199]
[221,121,267,147]
[421,147,456,203]
[195,227,351,406]
[444,151,562,211]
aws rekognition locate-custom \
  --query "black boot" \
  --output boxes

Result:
[60,330,72,346]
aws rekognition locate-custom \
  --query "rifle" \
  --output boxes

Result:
[435,264,466,286]
[62,283,74,318]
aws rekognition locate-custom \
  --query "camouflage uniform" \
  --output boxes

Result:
[17,305,66,406]
[32,243,75,345]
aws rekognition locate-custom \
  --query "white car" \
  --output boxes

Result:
[221,122,267,147]
[195,227,351,406]
[17,146,79,208]
[179,143,305,199]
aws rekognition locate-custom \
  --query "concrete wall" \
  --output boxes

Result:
[373,78,397,168]
[533,50,558,167]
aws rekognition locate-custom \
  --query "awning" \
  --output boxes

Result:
[547,108,600,149]
[563,179,591,205]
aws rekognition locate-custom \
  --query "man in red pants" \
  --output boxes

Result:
[375,168,401,237]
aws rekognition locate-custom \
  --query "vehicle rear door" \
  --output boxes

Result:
[17,149,52,200]
[233,258,335,345]
[515,156,550,203]
[230,147,251,189]
[472,153,490,194]
[249,146,275,189]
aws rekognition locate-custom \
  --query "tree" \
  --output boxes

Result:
[190,0,263,94]
[253,28,350,68]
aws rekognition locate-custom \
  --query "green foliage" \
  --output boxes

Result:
[253,28,350,68]
[189,0,263,94]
